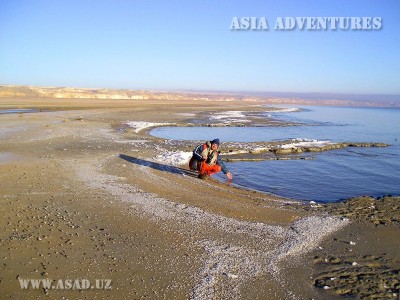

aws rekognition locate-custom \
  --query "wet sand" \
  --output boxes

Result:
[0,98,398,299]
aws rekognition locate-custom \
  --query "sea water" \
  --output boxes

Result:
[0,109,39,114]
[151,106,400,202]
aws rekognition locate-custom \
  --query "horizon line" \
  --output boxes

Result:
[1,83,400,98]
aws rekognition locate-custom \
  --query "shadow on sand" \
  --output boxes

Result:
[119,154,197,177]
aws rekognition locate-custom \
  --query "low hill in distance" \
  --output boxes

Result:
[0,85,398,107]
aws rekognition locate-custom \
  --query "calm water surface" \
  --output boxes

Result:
[0,109,39,114]
[151,106,400,202]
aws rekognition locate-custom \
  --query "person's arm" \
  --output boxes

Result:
[193,144,204,160]
[217,155,233,179]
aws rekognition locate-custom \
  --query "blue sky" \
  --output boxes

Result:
[0,0,399,95]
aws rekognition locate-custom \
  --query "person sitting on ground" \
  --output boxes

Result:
[189,138,233,180]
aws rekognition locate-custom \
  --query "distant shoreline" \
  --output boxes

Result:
[1,84,399,108]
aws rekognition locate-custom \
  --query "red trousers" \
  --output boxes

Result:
[189,157,221,176]
[200,162,221,176]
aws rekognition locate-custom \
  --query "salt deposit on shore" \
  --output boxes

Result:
[209,111,251,123]
[280,138,332,149]
[72,153,348,299]
[126,121,172,133]
[271,107,301,113]
[153,150,192,166]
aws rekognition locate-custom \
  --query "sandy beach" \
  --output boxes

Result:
[1,98,399,299]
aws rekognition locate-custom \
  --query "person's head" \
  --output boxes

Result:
[211,138,220,150]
